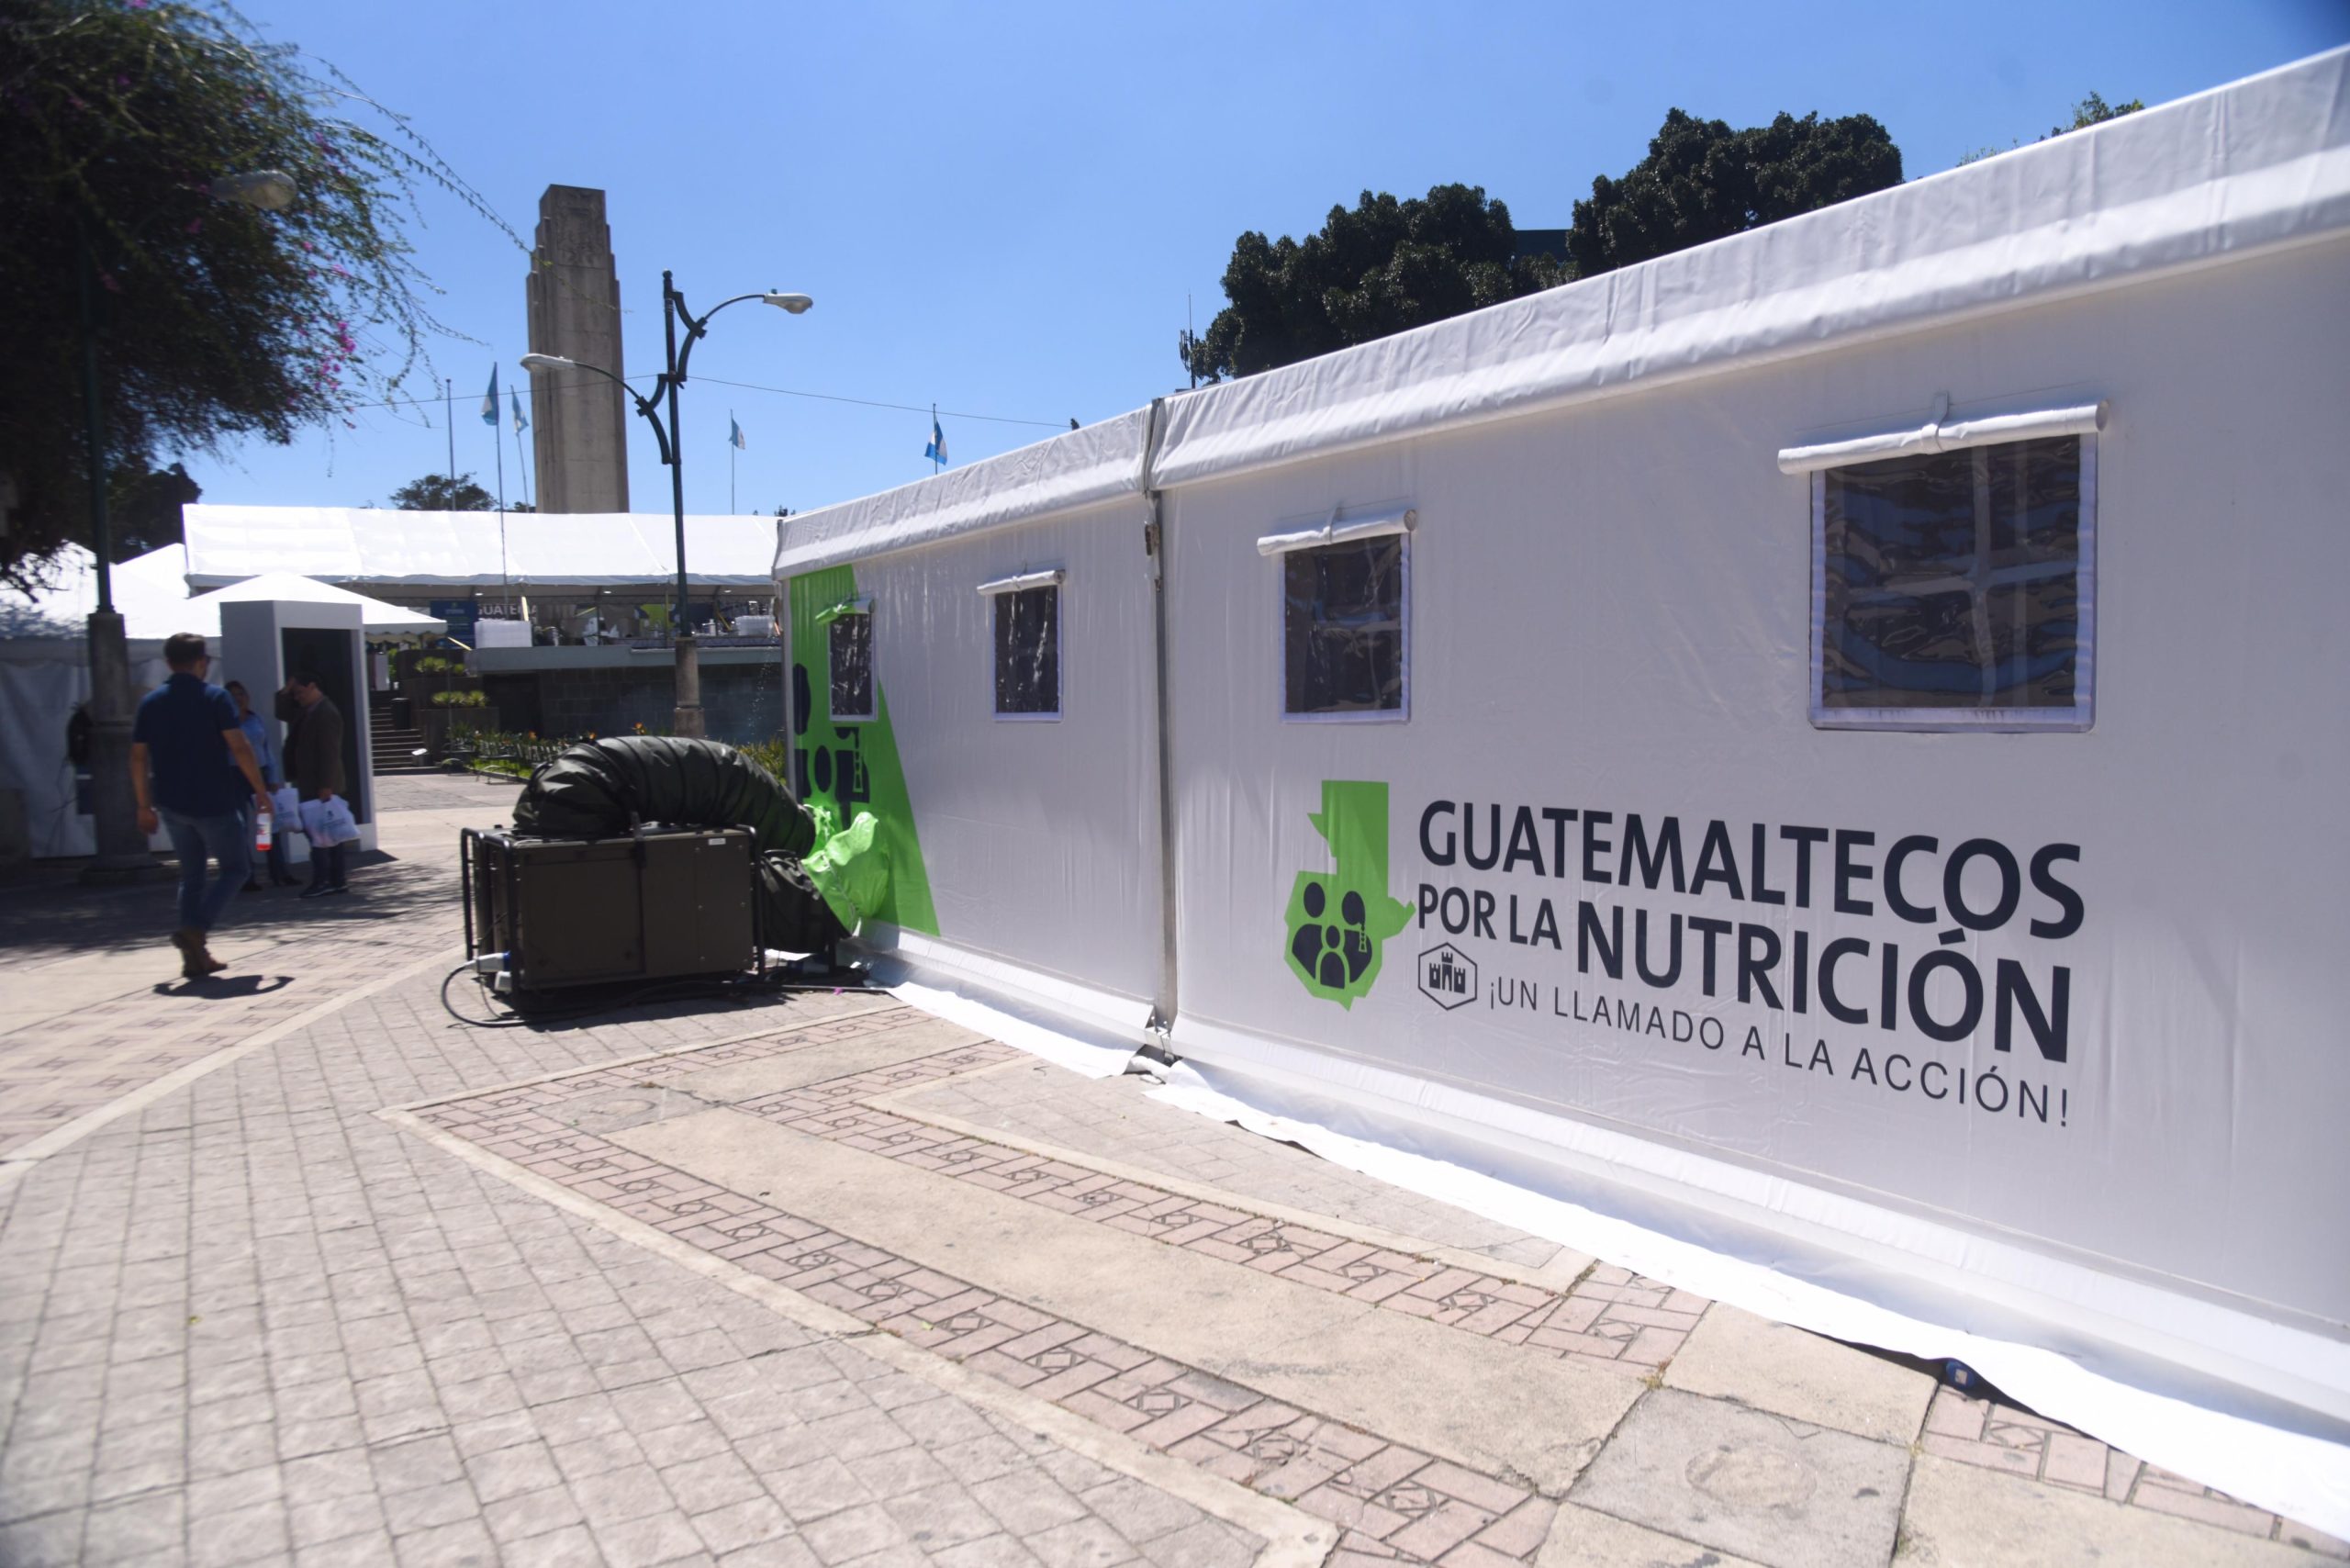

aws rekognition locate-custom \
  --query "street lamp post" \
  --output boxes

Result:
[80,170,297,882]
[521,274,810,737]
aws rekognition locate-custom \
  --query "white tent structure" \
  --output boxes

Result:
[0,543,197,643]
[189,572,444,636]
[1,547,187,859]
[178,507,780,589]
[773,51,2350,1532]
[0,551,438,858]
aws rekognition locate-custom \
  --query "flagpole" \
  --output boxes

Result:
[493,379,509,606]
[445,375,455,485]
[515,398,531,510]
[932,403,940,475]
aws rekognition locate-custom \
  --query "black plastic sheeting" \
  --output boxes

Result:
[510,737,843,951]
[513,736,818,857]
[753,854,845,952]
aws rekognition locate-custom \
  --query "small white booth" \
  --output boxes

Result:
[218,599,376,852]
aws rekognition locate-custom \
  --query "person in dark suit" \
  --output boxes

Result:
[277,670,349,898]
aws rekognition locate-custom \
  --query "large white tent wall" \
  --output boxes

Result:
[776,409,1164,1046]
[3,548,187,858]
[776,50,2350,1530]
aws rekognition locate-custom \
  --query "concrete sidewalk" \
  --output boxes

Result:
[0,776,2339,1566]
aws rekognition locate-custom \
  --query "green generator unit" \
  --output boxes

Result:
[462,826,755,991]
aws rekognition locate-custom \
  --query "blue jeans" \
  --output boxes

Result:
[157,807,252,934]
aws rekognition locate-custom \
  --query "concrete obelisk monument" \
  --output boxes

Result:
[522,186,630,512]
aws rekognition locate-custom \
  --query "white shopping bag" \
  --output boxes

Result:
[297,795,361,846]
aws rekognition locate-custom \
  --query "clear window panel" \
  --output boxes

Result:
[1284,537,1404,715]
[994,586,1059,716]
[1822,435,2081,712]
[829,613,874,719]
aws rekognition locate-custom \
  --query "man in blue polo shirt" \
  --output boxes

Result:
[130,633,273,979]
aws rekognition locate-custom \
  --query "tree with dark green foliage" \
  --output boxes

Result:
[2053,91,2143,136]
[1567,109,1903,279]
[107,461,201,559]
[387,473,494,510]
[0,0,514,589]
[1960,91,2144,165]
[1179,185,1565,384]
[1184,110,1904,381]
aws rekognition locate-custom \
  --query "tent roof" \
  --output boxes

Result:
[189,572,445,634]
[181,507,781,589]
[0,544,198,643]
[0,549,446,642]
[777,46,2350,577]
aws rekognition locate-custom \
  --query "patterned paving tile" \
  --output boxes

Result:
[722,1045,1701,1377]
[416,1075,1551,1565]
[412,1025,2350,1560]
[428,1021,1706,1379]
[1919,1384,2346,1554]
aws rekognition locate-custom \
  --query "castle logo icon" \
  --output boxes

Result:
[1417,943,1478,1011]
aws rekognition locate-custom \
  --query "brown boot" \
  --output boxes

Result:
[172,927,227,980]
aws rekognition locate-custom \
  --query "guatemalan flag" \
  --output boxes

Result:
[511,387,528,433]
[924,412,947,466]
[730,416,747,451]
[480,366,498,425]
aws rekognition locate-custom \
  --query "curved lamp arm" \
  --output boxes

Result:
[519,353,672,467]
[668,287,813,386]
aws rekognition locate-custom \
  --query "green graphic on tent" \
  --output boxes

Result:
[786,566,938,935]
[1284,780,1413,1008]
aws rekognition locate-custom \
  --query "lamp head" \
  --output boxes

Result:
[763,293,814,315]
[519,353,574,373]
[210,171,297,211]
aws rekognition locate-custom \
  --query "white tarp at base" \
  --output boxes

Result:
[1147,1057,2350,1540]
[866,956,1140,1082]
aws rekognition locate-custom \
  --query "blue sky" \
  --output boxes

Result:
[188,0,2349,519]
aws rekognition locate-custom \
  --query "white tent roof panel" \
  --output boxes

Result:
[1,548,448,641]
[0,544,202,643]
[181,507,783,588]
[189,571,444,634]
[774,46,2350,576]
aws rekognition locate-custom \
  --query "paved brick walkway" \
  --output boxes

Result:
[0,780,2341,1566]
[0,774,509,1159]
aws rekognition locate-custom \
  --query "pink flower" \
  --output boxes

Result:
[185,218,202,234]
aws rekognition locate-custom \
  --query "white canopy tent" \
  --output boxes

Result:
[0,552,438,859]
[0,543,197,643]
[179,507,781,588]
[773,50,2350,1533]
[189,572,445,636]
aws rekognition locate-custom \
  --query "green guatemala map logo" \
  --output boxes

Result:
[1284,780,1413,1008]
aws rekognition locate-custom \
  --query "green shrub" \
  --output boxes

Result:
[740,736,791,780]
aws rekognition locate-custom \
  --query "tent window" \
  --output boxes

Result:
[1282,535,1406,720]
[992,585,1060,719]
[1814,434,2094,731]
[829,607,875,722]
